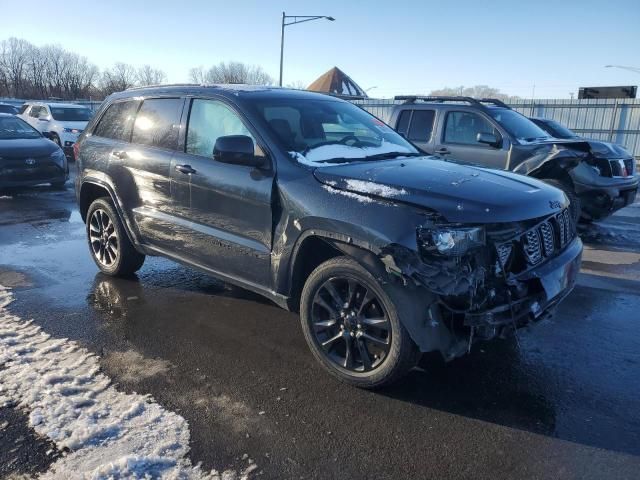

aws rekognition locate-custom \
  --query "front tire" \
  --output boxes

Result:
[300,257,419,389]
[86,197,145,276]
[50,133,61,147]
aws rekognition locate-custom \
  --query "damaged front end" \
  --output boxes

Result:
[381,208,583,360]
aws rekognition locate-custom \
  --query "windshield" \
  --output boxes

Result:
[488,109,551,143]
[251,98,419,166]
[532,118,578,139]
[49,106,92,121]
[0,116,41,139]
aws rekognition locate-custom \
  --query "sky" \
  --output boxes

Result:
[1,0,638,99]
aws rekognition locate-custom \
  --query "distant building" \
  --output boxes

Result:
[307,67,367,99]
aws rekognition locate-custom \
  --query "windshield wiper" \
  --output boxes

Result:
[363,152,422,161]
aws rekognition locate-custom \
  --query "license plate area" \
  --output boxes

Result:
[540,254,580,301]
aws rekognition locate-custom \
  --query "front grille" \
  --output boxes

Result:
[495,208,575,273]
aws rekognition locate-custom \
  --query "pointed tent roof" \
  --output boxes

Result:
[307,67,367,99]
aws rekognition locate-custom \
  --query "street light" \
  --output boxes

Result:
[279,12,335,87]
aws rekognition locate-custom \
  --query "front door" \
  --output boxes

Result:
[170,97,274,287]
[434,110,508,169]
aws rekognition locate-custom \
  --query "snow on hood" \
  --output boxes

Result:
[289,141,414,166]
[0,286,254,479]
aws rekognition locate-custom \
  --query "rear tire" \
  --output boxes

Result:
[543,178,581,225]
[86,197,145,276]
[300,257,419,389]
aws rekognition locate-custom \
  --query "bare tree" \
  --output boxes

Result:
[137,65,167,86]
[101,62,137,95]
[196,61,274,85]
[429,85,517,101]
[285,80,308,90]
[0,38,31,97]
[189,66,206,84]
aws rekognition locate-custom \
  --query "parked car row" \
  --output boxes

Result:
[74,85,584,388]
[388,96,638,222]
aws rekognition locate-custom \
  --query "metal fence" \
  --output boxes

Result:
[353,98,640,158]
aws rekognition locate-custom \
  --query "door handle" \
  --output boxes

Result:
[111,150,128,159]
[435,148,450,155]
[175,164,196,174]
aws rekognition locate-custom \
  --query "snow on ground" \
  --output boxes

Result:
[0,286,252,480]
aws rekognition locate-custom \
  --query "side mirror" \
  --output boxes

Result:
[213,135,264,168]
[477,132,500,147]
[38,116,50,122]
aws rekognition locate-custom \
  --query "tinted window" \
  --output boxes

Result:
[0,105,18,114]
[50,107,92,121]
[93,100,140,141]
[131,98,183,150]
[0,116,41,139]
[18,104,28,114]
[408,110,435,142]
[396,110,411,136]
[444,111,499,145]
[186,99,256,157]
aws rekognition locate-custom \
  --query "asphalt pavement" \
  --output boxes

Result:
[1,174,639,479]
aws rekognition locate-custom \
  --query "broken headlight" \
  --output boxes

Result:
[417,226,485,256]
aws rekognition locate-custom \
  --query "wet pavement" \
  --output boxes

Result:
[1,175,640,479]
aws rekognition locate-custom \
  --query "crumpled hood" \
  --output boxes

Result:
[581,139,632,159]
[314,156,568,223]
[0,136,59,158]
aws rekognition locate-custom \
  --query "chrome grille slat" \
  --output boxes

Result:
[494,208,576,273]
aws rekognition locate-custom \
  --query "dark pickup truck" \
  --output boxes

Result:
[389,96,638,222]
[75,85,582,388]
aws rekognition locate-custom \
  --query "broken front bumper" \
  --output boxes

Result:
[464,236,582,330]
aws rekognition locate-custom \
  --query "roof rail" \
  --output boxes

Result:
[394,95,511,110]
[125,83,199,91]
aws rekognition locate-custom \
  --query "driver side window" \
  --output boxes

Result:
[186,99,257,157]
[444,111,498,146]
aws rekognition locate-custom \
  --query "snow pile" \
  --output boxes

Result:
[289,141,413,166]
[0,286,248,479]
[344,179,407,197]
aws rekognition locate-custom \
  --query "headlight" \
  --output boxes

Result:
[63,127,82,134]
[418,226,485,256]
[51,149,66,165]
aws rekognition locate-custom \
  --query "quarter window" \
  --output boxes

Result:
[93,100,140,141]
[186,99,256,157]
[131,98,183,150]
[444,111,498,145]
[407,110,435,142]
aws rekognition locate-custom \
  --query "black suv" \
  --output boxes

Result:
[75,85,582,388]
[389,96,638,222]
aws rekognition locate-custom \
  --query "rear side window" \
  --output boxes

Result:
[19,104,29,114]
[131,98,183,150]
[93,100,140,141]
[396,110,411,136]
[407,110,435,142]
[443,111,498,145]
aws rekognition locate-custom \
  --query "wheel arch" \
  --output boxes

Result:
[79,179,141,249]
[287,231,389,312]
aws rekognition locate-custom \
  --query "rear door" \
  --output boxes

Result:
[170,97,274,287]
[434,109,508,169]
[395,108,437,153]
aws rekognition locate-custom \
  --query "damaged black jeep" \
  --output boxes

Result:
[76,86,582,388]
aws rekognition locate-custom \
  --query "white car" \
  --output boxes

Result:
[18,102,92,159]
